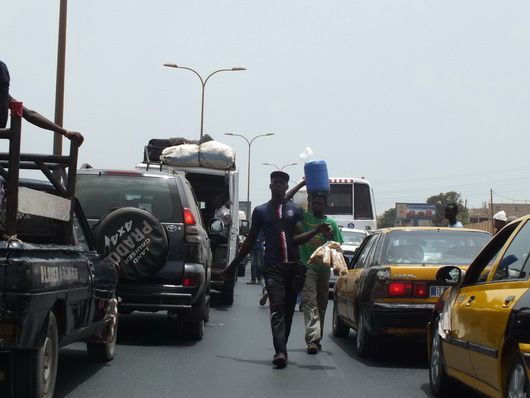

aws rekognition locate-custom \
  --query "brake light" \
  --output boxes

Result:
[182,276,199,287]
[414,282,428,298]
[183,208,196,225]
[388,282,412,296]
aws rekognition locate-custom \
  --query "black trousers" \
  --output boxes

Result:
[263,261,306,356]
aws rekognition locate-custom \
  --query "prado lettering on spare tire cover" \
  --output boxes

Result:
[93,207,168,280]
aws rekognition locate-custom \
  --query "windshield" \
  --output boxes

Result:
[341,230,367,246]
[76,175,177,221]
[381,230,490,265]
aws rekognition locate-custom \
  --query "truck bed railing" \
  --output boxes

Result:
[0,105,78,241]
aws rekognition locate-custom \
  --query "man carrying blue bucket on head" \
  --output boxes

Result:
[287,160,343,355]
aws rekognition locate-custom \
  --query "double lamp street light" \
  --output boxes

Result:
[262,162,298,171]
[225,133,275,205]
[163,63,246,139]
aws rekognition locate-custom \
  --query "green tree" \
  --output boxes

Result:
[426,191,469,226]
[378,208,397,228]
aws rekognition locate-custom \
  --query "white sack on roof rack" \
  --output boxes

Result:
[160,140,235,170]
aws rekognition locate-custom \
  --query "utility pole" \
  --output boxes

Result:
[490,188,494,233]
[53,0,68,156]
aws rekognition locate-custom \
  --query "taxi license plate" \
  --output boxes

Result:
[429,286,448,297]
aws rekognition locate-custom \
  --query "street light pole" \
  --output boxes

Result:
[163,64,246,139]
[262,162,298,171]
[225,133,275,205]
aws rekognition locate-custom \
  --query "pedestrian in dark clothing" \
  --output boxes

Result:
[0,60,84,145]
[247,231,264,284]
[225,171,331,368]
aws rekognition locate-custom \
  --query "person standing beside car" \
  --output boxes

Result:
[224,171,331,368]
[286,180,343,354]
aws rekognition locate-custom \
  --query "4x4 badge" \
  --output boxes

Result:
[166,224,178,232]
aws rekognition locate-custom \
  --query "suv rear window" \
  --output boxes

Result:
[76,175,176,221]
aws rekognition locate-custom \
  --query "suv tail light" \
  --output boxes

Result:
[183,208,196,226]
[182,275,199,287]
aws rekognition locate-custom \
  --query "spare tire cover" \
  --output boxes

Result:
[93,207,168,280]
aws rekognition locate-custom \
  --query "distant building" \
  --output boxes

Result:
[469,203,530,223]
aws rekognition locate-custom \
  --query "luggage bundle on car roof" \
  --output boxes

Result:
[144,134,236,170]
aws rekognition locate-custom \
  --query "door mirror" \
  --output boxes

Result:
[239,220,250,236]
[209,219,224,235]
[436,266,462,286]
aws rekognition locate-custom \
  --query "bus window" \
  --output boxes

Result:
[354,183,373,220]
[328,184,353,215]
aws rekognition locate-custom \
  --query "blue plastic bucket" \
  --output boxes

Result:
[304,160,330,193]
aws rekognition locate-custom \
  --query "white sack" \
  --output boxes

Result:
[198,141,235,169]
[160,144,200,167]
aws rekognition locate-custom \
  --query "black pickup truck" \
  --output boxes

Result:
[0,110,118,398]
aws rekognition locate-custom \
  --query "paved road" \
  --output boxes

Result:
[54,280,480,398]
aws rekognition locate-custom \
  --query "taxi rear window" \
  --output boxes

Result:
[382,230,490,265]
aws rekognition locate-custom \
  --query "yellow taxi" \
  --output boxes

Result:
[332,227,490,358]
[428,215,530,397]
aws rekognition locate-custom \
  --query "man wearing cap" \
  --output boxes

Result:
[0,60,83,145]
[225,171,331,368]
[493,210,508,234]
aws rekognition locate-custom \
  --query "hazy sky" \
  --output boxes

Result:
[3,1,530,214]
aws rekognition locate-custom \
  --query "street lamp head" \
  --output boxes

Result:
[163,63,178,68]
[265,133,275,136]
[225,133,235,136]
[231,67,247,71]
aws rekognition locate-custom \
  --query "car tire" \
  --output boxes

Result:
[183,320,205,341]
[12,312,59,398]
[429,320,453,397]
[87,320,118,362]
[506,352,529,398]
[220,281,235,305]
[93,207,169,281]
[332,300,349,337]
[238,263,246,277]
[355,310,375,358]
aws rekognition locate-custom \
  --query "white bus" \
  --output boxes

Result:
[293,177,377,231]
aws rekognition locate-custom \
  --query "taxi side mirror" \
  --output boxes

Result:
[436,266,462,286]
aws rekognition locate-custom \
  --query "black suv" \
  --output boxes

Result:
[76,169,212,340]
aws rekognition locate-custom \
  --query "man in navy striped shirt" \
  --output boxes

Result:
[225,171,330,368]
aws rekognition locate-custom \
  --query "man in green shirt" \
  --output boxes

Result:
[287,181,343,354]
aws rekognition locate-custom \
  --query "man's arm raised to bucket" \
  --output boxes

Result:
[285,179,305,202]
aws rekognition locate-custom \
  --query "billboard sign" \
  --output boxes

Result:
[396,203,436,221]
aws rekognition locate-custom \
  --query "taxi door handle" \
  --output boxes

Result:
[503,295,516,308]
[466,296,475,306]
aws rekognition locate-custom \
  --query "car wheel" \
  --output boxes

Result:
[332,300,349,337]
[183,320,205,341]
[12,312,59,398]
[87,320,118,362]
[429,321,453,397]
[355,310,374,358]
[506,352,529,398]
[220,282,235,305]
